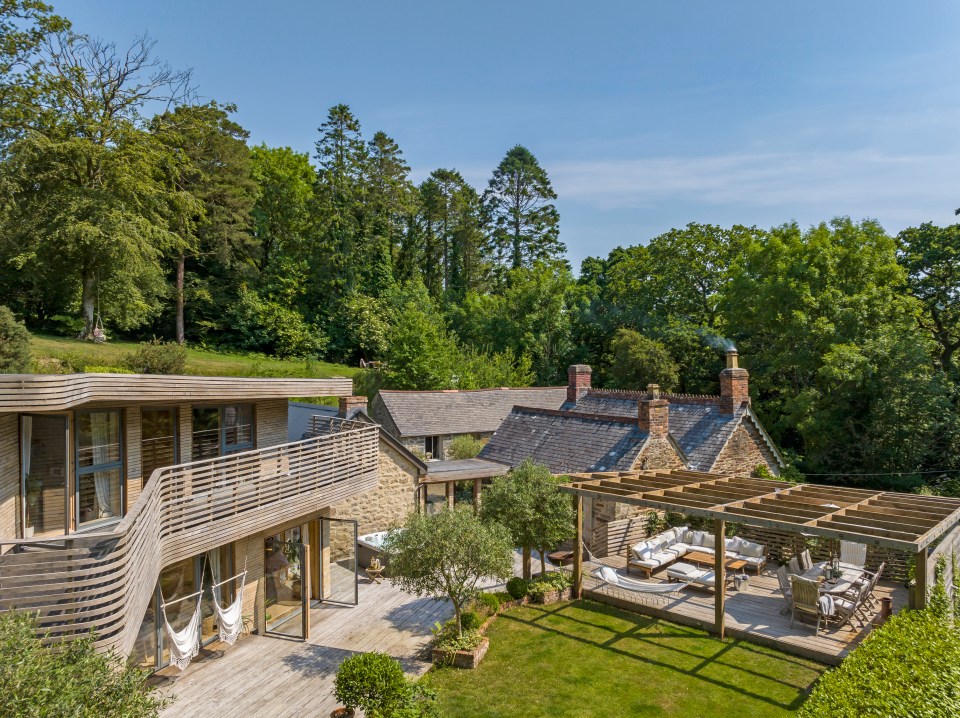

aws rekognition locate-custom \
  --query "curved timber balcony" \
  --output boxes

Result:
[0,417,379,658]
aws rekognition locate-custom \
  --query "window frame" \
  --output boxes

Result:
[73,408,125,531]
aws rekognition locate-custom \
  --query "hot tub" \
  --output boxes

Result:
[357,530,393,570]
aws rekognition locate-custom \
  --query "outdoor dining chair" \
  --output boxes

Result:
[790,575,825,633]
[839,540,867,570]
[775,565,793,612]
[788,556,801,575]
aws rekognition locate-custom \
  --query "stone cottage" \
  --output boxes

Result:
[368,386,568,460]
[479,351,785,556]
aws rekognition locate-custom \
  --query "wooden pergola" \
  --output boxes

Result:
[560,469,960,637]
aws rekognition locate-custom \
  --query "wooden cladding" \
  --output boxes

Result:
[0,418,378,658]
[0,374,353,413]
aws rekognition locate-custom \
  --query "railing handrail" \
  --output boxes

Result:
[0,416,371,548]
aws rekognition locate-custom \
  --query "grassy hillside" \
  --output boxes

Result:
[30,334,359,380]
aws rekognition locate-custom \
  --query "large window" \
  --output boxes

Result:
[21,415,68,537]
[192,405,254,461]
[75,410,123,528]
[424,435,441,460]
[141,408,178,486]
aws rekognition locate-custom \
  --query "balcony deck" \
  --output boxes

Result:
[582,555,906,666]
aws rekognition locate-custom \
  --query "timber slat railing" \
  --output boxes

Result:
[0,417,378,658]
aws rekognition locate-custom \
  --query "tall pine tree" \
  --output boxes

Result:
[482,145,563,276]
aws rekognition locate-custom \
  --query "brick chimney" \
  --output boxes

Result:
[719,350,750,414]
[338,395,368,419]
[567,364,592,404]
[638,384,669,437]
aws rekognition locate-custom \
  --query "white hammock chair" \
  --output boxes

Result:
[212,571,247,646]
[161,592,202,671]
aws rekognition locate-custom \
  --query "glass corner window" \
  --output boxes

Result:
[75,409,124,528]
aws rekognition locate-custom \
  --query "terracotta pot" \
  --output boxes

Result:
[330,708,355,718]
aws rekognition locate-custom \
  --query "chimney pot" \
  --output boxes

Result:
[567,364,592,404]
[646,383,661,400]
[726,349,739,369]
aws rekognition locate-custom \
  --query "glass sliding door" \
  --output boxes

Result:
[75,410,123,528]
[264,529,309,638]
[320,517,358,606]
[141,408,177,486]
[21,415,68,538]
[192,407,221,461]
[223,405,253,454]
[191,404,255,461]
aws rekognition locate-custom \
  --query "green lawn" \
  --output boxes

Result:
[422,600,823,718]
[30,334,358,380]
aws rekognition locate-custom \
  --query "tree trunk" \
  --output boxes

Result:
[453,601,462,637]
[540,545,548,578]
[175,254,185,344]
[522,545,531,581]
[80,267,96,340]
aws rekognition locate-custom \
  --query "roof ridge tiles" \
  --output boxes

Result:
[512,405,639,426]
[379,386,566,395]
[584,388,722,402]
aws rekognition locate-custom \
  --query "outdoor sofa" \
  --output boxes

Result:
[626,526,767,578]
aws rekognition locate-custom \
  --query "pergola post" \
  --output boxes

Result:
[713,518,726,638]
[573,494,583,599]
[911,546,929,610]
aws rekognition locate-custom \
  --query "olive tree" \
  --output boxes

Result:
[0,610,164,717]
[383,507,513,636]
[480,459,575,579]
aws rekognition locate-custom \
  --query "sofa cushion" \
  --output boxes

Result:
[660,529,677,544]
[634,558,661,569]
[691,530,705,546]
[671,542,691,554]
[741,555,765,566]
[724,537,742,553]
[694,545,716,556]
[740,541,765,559]
[682,529,694,543]
[701,533,716,549]
[666,562,703,580]
[650,551,674,564]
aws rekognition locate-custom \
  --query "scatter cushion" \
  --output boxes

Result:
[725,537,742,553]
[691,531,705,546]
[661,529,676,544]
[701,533,716,549]
[740,541,765,558]
[631,542,651,561]
[683,530,694,543]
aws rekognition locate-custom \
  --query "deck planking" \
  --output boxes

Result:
[582,556,906,665]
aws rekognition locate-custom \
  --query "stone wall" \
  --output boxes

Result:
[330,439,420,535]
[633,437,685,472]
[711,422,781,477]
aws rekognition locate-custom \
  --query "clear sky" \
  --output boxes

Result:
[63,1,960,269]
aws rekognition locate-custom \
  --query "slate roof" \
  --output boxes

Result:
[370,386,568,438]
[481,389,784,474]
[478,407,649,474]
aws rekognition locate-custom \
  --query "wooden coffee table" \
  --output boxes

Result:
[685,551,747,573]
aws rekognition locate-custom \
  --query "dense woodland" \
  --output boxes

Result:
[4,2,960,492]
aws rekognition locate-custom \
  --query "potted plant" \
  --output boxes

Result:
[332,652,413,717]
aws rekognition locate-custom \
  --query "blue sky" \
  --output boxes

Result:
[64,1,960,269]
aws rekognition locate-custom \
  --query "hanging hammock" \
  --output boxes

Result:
[159,556,207,671]
[91,314,107,344]
[211,571,247,645]
[160,590,203,671]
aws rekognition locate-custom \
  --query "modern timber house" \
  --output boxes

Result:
[0,373,423,672]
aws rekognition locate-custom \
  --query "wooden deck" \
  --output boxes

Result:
[157,572,454,717]
[582,556,906,666]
